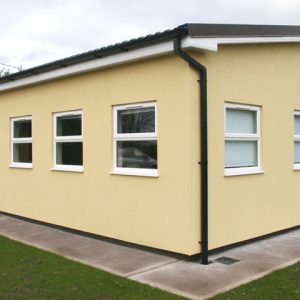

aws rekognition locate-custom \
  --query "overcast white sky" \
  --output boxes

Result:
[1,0,300,71]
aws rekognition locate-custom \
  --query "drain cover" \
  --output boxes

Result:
[215,256,240,265]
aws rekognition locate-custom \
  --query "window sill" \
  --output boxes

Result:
[293,164,300,170]
[9,163,33,169]
[110,168,158,177]
[51,165,84,173]
[224,167,264,177]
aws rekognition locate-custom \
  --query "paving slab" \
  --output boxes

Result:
[0,214,177,276]
[131,229,300,299]
[0,213,299,300]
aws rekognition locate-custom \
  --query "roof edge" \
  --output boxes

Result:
[2,23,300,86]
[187,23,300,37]
[0,24,188,84]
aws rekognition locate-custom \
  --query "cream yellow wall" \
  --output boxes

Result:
[1,43,300,256]
[0,54,201,255]
[190,43,300,250]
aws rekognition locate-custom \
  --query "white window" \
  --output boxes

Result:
[294,112,300,170]
[225,103,262,176]
[53,110,83,172]
[11,116,32,168]
[112,102,158,177]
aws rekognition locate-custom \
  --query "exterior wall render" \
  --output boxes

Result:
[1,42,300,256]
[193,43,300,250]
[0,54,201,255]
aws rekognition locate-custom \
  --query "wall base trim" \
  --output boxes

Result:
[208,225,300,257]
[0,211,193,260]
[0,211,298,262]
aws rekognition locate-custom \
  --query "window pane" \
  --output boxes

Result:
[13,143,32,163]
[14,120,31,138]
[117,140,157,169]
[226,108,256,134]
[225,141,257,168]
[117,106,155,134]
[56,142,83,165]
[57,115,81,136]
[294,141,300,163]
[295,115,300,135]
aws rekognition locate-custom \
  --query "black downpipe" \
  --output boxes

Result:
[174,38,208,265]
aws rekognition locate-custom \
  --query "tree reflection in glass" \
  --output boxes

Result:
[117,107,155,134]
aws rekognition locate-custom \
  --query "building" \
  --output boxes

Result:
[0,24,300,263]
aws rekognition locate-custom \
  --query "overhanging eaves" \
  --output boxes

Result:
[1,35,300,92]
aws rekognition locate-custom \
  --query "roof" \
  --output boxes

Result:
[0,24,188,84]
[187,24,300,37]
[1,23,300,84]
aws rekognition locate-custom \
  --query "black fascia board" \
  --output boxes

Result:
[0,25,188,84]
[187,23,300,37]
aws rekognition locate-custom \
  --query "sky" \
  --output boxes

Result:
[1,0,300,72]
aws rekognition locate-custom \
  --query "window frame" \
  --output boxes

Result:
[10,116,33,169]
[112,102,158,177]
[52,110,83,172]
[224,103,262,176]
[294,111,300,170]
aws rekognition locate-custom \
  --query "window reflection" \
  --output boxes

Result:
[117,141,157,169]
[117,107,155,134]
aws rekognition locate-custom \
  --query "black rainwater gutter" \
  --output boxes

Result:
[174,37,208,265]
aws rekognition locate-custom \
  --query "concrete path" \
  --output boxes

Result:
[0,213,299,300]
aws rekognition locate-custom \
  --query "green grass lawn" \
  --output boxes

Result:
[0,235,185,300]
[210,260,300,300]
